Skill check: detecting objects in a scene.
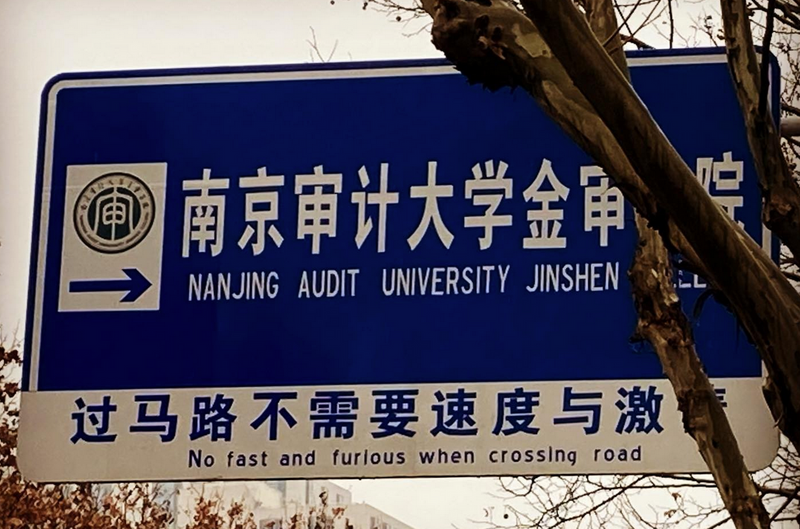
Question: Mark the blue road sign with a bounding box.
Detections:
[19,48,779,482]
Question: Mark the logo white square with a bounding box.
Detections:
[58,163,167,312]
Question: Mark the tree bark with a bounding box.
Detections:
[629,217,772,529]
[720,0,800,267]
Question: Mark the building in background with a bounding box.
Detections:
[168,480,413,529]
[344,502,415,529]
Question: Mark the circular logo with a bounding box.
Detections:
[73,172,156,254]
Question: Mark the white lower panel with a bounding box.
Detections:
[18,378,777,482]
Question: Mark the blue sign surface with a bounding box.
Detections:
[20,48,783,483]
[25,49,769,394]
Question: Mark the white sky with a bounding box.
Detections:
[0,1,511,528]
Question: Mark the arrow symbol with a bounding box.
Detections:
[69,268,152,303]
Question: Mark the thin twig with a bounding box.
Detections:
[769,486,800,521]
[760,0,777,117]
[604,0,644,48]
[668,0,675,47]
[784,102,800,115]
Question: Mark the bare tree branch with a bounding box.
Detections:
[760,0,777,117]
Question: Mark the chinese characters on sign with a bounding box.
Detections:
[181,154,746,258]
[70,384,735,444]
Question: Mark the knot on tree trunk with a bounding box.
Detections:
[675,386,714,436]
[726,496,770,526]
[764,192,800,264]
[629,246,687,332]
[766,197,794,219]
[430,0,521,91]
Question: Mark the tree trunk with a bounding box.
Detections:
[588,2,771,527]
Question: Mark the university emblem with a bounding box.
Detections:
[73,172,156,253]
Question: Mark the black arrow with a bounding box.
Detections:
[69,268,152,302]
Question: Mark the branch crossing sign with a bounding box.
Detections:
[20,49,779,482]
